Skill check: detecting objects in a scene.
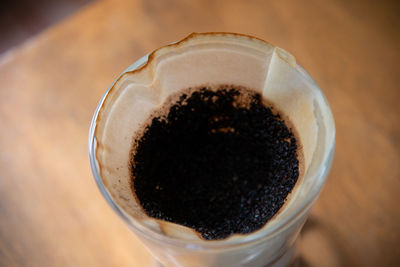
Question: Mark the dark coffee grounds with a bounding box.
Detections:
[132,87,299,240]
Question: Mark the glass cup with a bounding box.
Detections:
[89,33,335,267]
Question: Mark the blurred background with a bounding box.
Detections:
[0,0,93,54]
[1,0,398,55]
[0,0,399,266]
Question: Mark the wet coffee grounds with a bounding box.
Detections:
[132,87,299,240]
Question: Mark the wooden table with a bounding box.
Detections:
[0,0,399,266]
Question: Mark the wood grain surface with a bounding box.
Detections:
[0,0,399,266]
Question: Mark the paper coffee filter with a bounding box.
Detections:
[94,32,334,241]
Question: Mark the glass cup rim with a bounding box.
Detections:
[89,53,335,250]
